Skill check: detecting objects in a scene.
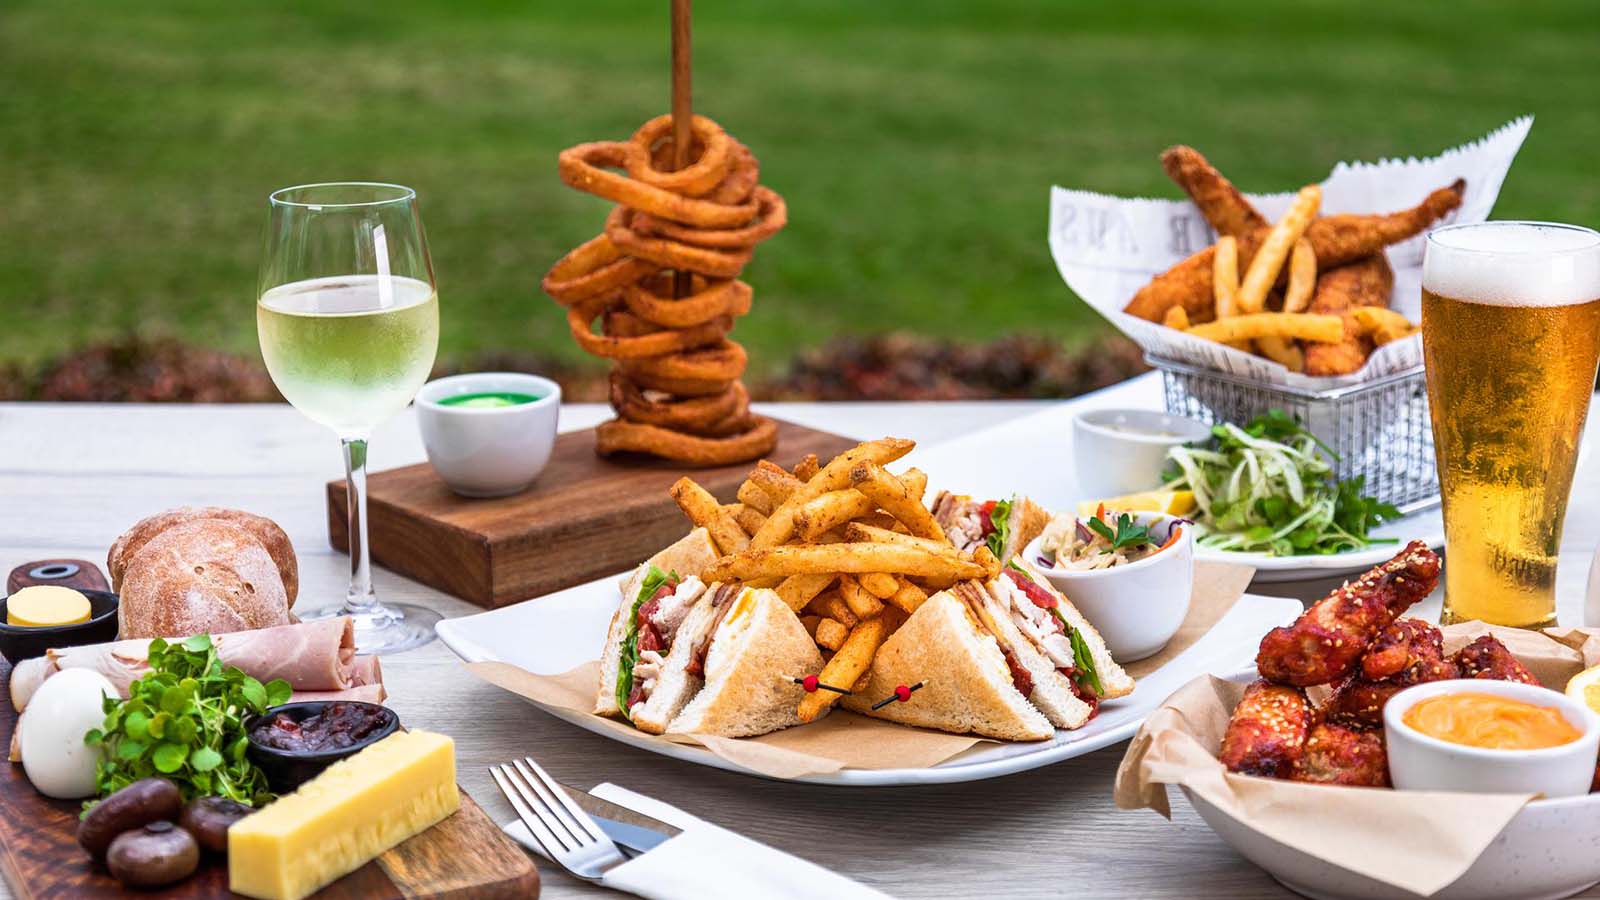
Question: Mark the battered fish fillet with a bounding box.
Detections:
[1303,255,1397,376]
[1161,145,1269,237]
[1292,723,1391,787]
[1453,635,1540,685]
[1124,182,1461,324]
[1256,541,1441,687]
[1323,618,1458,730]
[1219,679,1313,778]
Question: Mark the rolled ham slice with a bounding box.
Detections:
[10,617,383,712]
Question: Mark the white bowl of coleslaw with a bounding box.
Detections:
[1022,511,1193,662]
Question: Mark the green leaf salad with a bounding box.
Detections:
[1163,410,1400,556]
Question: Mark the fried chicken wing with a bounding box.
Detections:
[1323,618,1458,729]
[1161,145,1269,237]
[1292,723,1391,787]
[1303,254,1395,376]
[1453,635,1540,685]
[1303,180,1465,269]
[1256,541,1441,687]
[1220,679,1313,778]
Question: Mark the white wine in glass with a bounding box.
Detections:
[257,183,442,654]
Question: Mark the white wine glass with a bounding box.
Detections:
[257,182,441,654]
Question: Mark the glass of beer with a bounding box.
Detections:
[1423,221,1600,627]
[258,183,441,653]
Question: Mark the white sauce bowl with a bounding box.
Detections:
[1071,408,1211,500]
[1383,679,1600,799]
[416,372,561,498]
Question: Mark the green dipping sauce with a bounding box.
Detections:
[436,390,542,409]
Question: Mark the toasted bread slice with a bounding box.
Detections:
[842,590,1053,741]
[1003,497,1050,561]
[595,527,720,717]
[667,588,823,738]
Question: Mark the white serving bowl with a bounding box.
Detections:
[1021,511,1193,662]
[416,372,561,498]
[1383,679,1600,799]
[1184,786,1600,900]
[1072,408,1211,500]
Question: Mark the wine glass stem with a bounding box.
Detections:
[342,436,381,613]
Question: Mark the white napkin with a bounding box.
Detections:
[503,782,893,900]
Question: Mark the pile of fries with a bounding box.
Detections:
[669,437,999,722]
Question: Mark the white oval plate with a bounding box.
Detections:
[1194,505,1445,583]
[437,575,1301,786]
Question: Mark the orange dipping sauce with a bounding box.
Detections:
[1403,692,1583,751]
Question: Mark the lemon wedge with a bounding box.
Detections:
[1077,490,1196,519]
[1565,664,1600,716]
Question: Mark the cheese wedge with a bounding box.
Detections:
[229,730,460,900]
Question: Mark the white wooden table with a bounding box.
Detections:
[4,371,1599,900]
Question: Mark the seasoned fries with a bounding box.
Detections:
[799,617,888,722]
[1351,306,1417,346]
[848,462,945,541]
[663,436,1003,722]
[1237,185,1320,314]
[1163,305,1191,330]
[859,572,899,599]
[670,477,750,555]
[1186,312,1344,345]
[814,618,849,651]
[704,542,987,582]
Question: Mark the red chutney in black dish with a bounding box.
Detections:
[249,702,391,753]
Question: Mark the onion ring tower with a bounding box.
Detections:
[542,1,786,466]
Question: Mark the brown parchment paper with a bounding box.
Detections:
[468,560,1255,779]
[1114,623,1600,897]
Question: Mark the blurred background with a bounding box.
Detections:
[2,0,1595,402]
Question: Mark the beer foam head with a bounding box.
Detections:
[1424,221,1600,307]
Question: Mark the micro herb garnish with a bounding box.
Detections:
[84,634,289,809]
[615,566,676,719]
[1086,512,1151,554]
[1163,410,1400,556]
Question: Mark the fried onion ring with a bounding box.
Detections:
[621,274,751,329]
[626,114,734,196]
[606,206,753,278]
[595,415,778,467]
[559,142,757,228]
[610,372,746,430]
[619,339,748,383]
[565,294,728,359]
[541,233,659,306]
[631,187,787,250]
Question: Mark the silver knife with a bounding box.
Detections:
[502,783,682,857]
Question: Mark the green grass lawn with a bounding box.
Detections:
[2,0,1596,375]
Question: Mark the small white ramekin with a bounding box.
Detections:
[1384,678,1600,798]
[415,372,561,498]
[1021,511,1194,662]
[1072,408,1211,500]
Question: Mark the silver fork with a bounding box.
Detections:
[490,756,628,881]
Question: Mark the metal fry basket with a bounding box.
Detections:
[1150,356,1439,513]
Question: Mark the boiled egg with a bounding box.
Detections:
[18,668,116,799]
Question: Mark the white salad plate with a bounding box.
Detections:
[1195,506,1444,583]
[437,576,1301,786]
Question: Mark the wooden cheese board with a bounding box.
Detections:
[328,421,857,607]
[0,660,539,900]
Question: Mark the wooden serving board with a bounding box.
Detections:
[0,661,538,900]
[328,421,857,607]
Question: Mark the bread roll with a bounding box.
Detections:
[109,507,297,605]
[118,520,292,639]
